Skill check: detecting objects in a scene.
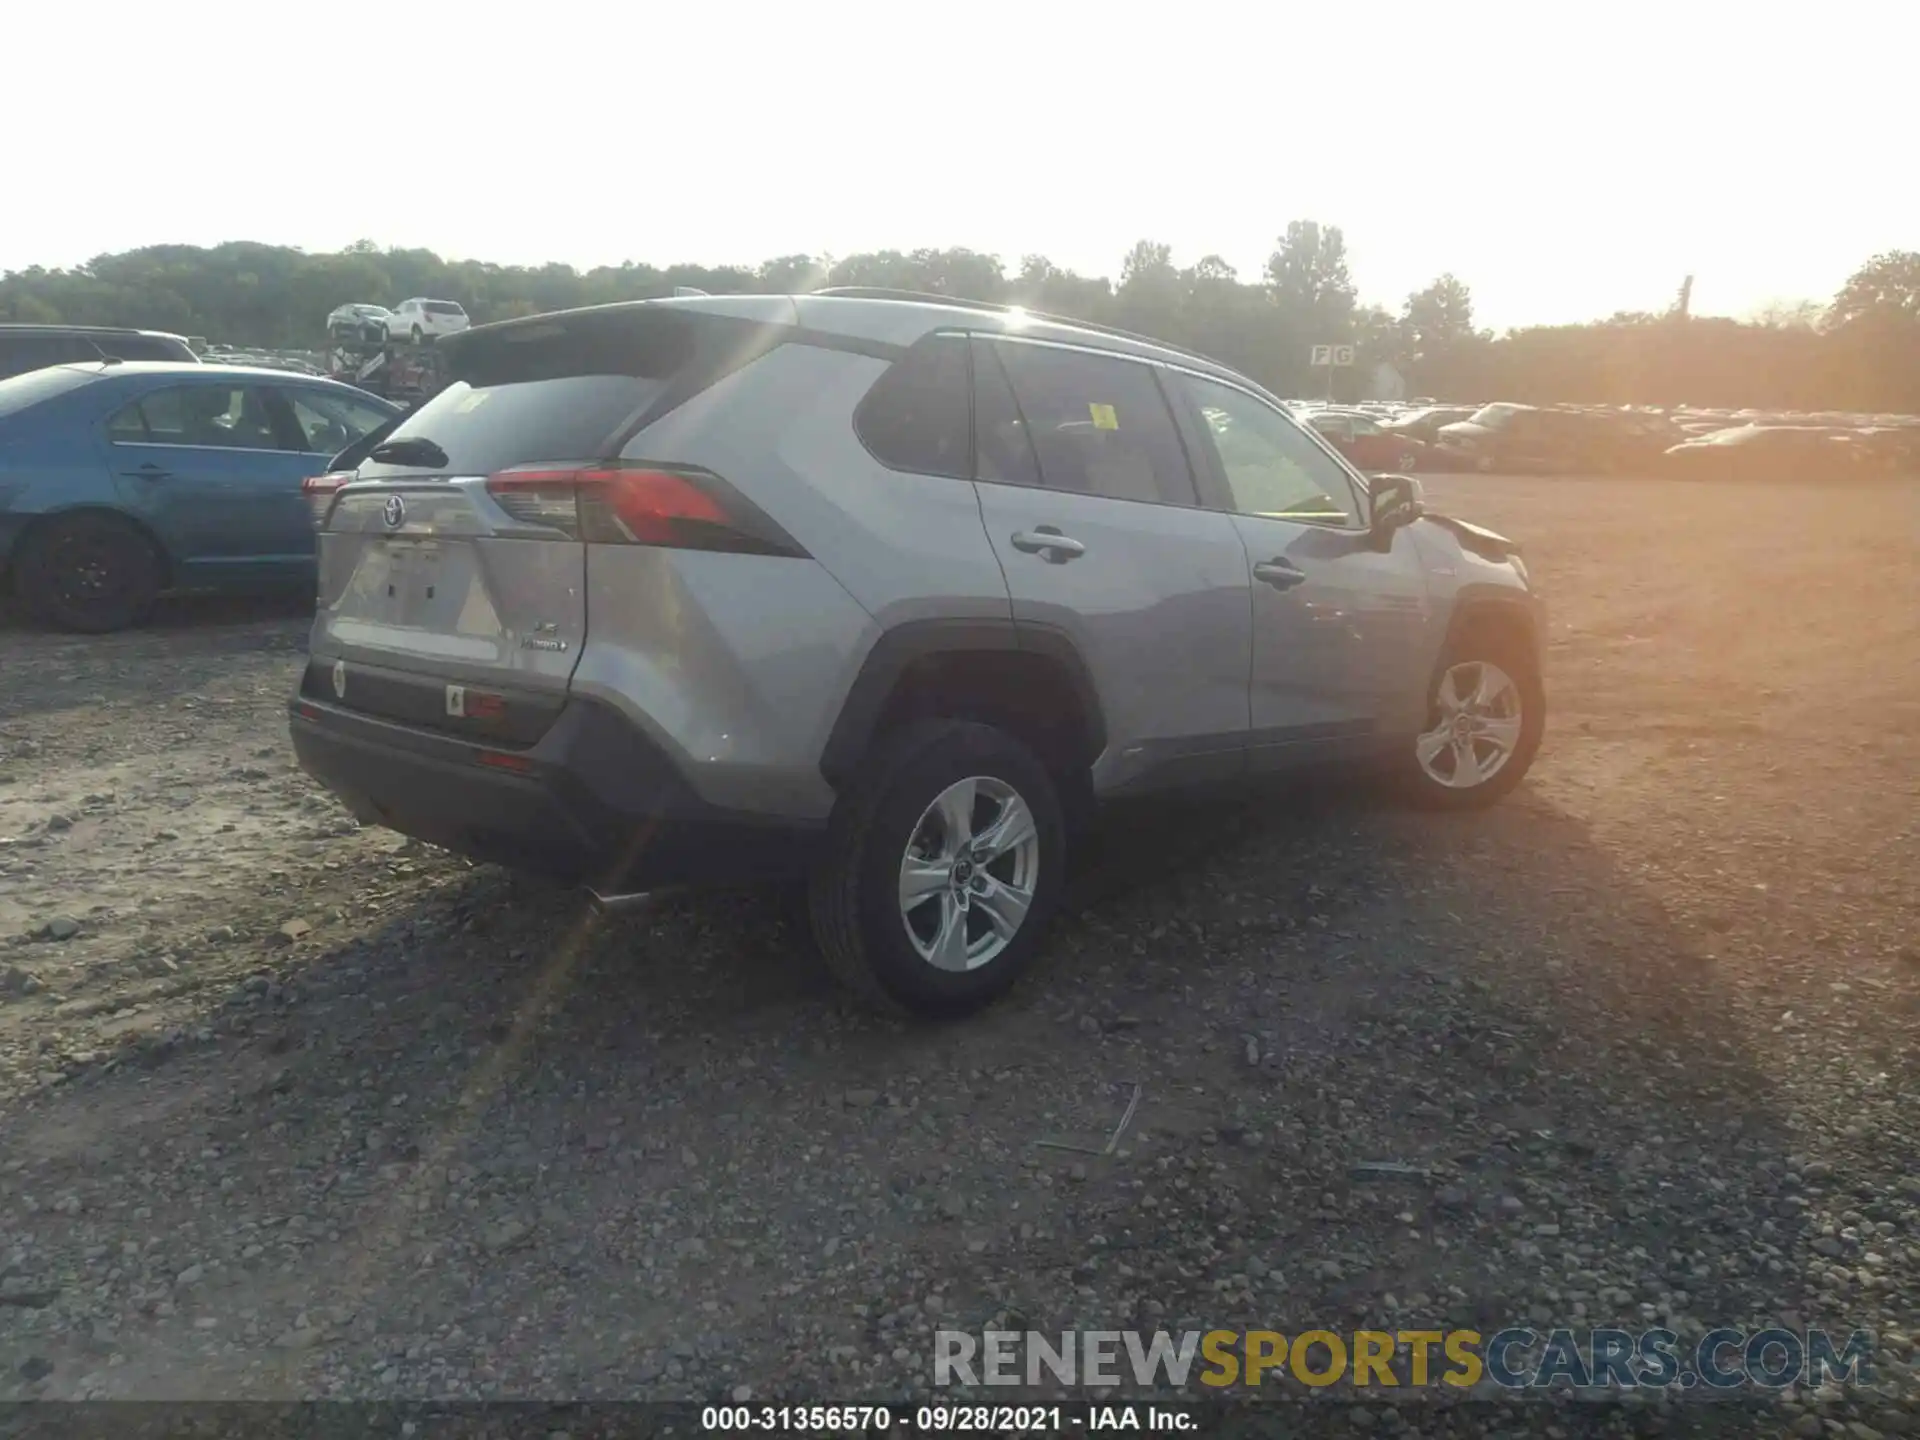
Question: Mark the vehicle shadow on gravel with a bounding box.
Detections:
[0,775,1829,1403]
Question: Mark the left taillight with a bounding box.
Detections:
[303,471,353,529]
[484,461,806,557]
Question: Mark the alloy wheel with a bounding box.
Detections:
[1417,661,1525,789]
[897,776,1040,971]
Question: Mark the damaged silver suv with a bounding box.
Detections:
[290,290,1545,1016]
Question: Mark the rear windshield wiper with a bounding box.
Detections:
[368,436,450,468]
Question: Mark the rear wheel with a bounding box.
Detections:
[809,720,1065,1018]
[1398,450,1420,472]
[15,511,163,633]
[1400,634,1544,810]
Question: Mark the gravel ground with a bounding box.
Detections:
[1,474,1916,1434]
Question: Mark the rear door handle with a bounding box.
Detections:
[1253,558,1308,591]
[1009,527,1086,563]
[122,463,172,481]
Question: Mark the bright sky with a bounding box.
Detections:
[6,0,1915,332]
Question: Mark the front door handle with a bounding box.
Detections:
[1009,527,1086,563]
[121,463,172,481]
[1253,558,1308,591]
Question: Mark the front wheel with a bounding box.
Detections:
[809,720,1065,1018]
[15,511,164,633]
[1399,638,1544,810]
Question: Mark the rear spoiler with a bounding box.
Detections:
[327,402,420,471]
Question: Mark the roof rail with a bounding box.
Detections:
[808,287,1227,372]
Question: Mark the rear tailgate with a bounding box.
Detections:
[304,302,795,742]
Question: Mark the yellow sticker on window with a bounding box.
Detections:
[1089,403,1118,430]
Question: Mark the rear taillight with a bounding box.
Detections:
[484,462,805,557]
[303,471,352,528]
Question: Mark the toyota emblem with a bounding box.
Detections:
[382,493,407,530]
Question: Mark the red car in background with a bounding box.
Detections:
[1302,409,1431,471]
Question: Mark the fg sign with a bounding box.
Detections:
[1309,345,1358,367]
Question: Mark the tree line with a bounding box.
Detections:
[4,231,1917,412]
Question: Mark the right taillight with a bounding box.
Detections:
[302,471,353,528]
[484,462,806,557]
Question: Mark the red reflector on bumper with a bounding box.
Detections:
[297,704,320,721]
[477,751,533,773]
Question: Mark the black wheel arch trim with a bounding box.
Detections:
[819,618,1107,790]
[1443,585,1543,666]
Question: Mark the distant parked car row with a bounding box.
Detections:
[1292,396,1919,480]
[1297,402,1684,474]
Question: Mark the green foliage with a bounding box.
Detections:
[3,238,1915,410]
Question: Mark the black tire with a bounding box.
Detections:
[808,719,1066,1018]
[1399,629,1545,811]
[15,511,164,634]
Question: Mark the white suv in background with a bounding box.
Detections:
[386,299,469,344]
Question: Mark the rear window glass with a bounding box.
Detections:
[424,302,463,316]
[356,309,712,475]
[356,376,666,476]
[854,334,971,480]
[0,362,103,417]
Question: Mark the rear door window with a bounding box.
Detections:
[854,333,971,480]
[113,385,284,449]
[990,340,1198,506]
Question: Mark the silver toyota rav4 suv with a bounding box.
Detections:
[290,290,1545,1016]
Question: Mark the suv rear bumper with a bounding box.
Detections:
[288,694,820,892]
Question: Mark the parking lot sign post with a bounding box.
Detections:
[1310,343,1354,400]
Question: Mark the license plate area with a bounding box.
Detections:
[383,539,443,622]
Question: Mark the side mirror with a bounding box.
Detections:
[1368,473,1425,543]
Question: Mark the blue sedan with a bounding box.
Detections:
[0,361,399,632]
